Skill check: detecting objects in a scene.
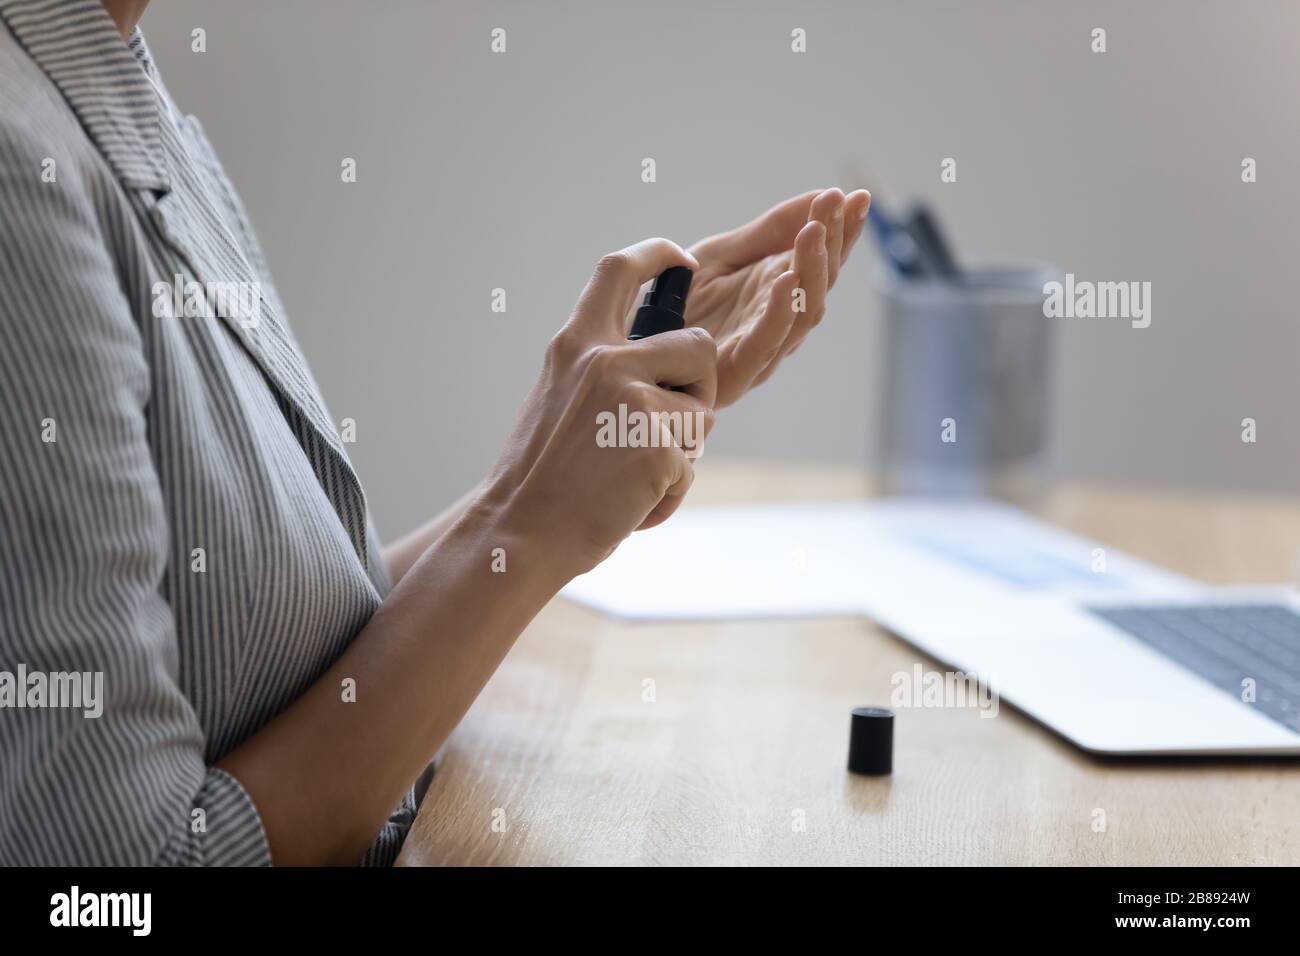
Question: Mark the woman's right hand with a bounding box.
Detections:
[219,239,718,862]
[483,238,718,576]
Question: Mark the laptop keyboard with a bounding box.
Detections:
[1090,604,1300,733]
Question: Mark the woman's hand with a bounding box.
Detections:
[388,189,869,584]
[685,187,871,408]
[483,238,718,575]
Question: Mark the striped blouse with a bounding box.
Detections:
[0,0,422,865]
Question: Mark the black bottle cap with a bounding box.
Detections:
[628,265,692,340]
[643,265,692,313]
[847,706,894,775]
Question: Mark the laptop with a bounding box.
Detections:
[562,500,1300,756]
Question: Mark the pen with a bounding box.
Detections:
[867,201,928,279]
[903,202,962,280]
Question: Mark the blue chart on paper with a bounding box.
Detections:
[895,525,1126,590]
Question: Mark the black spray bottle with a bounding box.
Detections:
[628,266,693,340]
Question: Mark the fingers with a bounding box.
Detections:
[839,189,871,267]
[583,328,714,528]
[641,413,699,530]
[629,395,703,532]
[690,186,870,277]
[775,189,869,362]
[650,386,716,457]
[783,219,828,358]
[628,326,718,409]
[689,190,821,268]
[810,188,846,286]
[572,238,699,340]
[638,470,692,529]
[720,267,802,403]
[637,472,692,530]
[755,189,869,373]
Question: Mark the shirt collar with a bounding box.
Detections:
[0,0,168,192]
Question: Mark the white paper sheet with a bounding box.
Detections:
[559,499,1200,621]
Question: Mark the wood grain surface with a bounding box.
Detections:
[398,460,1300,865]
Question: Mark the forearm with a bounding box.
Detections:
[218,490,570,866]
[382,480,485,584]
[219,236,721,866]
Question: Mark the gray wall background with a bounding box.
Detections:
[142,0,1300,540]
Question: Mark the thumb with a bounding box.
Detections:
[569,238,699,341]
[689,190,820,267]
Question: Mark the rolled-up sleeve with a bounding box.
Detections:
[0,118,271,866]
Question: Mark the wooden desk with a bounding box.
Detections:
[398,460,1300,865]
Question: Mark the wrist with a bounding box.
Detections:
[469,477,588,593]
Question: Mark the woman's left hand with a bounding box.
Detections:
[683,187,871,408]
